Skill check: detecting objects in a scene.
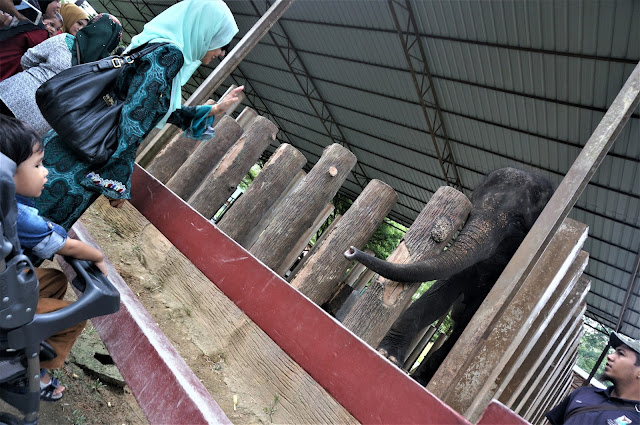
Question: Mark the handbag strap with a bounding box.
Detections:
[125,42,170,62]
[96,42,170,71]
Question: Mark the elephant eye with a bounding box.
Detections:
[513,217,525,229]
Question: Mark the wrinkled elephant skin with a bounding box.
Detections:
[344,168,554,385]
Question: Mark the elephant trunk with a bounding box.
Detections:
[344,216,499,283]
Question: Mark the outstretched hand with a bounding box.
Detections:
[107,198,126,208]
[95,259,108,276]
[0,11,13,27]
[206,85,245,117]
[0,0,25,20]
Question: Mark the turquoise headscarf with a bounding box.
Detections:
[126,0,238,128]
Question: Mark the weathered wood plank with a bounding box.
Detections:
[166,115,244,200]
[88,197,357,424]
[63,222,231,425]
[188,116,278,218]
[217,143,306,247]
[290,179,397,305]
[249,143,356,273]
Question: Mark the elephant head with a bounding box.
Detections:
[344,168,554,283]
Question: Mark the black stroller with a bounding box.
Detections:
[0,153,120,425]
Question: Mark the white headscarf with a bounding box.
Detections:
[126,0,238,128]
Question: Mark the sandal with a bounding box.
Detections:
[39,369,64,402]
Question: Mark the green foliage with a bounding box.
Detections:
[362,220,406,260]
[263,394,280,422]
[70,409,86,425]
[90,378,106,392]
[238,163,262,191]
[576,318,610,378]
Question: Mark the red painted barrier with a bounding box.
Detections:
[130,165,472,425]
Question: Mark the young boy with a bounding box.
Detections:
[0,116,107,401]
[42,11,62,37]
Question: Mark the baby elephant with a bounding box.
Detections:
[344,168,554,385]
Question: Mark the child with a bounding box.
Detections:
[0,115,107,401]
[42,11,62,37]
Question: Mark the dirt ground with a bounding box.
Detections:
[1,201,268,425]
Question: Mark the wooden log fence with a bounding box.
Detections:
[249,143,356,274]
[166,115,244,199]
[128,75,636,421]
[217,143,306,246]
[188,116,278,218]
[341,186,472,347]
[290,179,397,305]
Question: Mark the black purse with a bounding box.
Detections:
[36,43,168,165]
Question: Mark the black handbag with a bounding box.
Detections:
[36,43,168,165]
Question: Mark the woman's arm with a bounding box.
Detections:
[165,85,245,138]
[206,86,244,117]
[20,32,55,69]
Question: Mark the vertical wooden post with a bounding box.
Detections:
[432,219,588,421]
[500,276,590,407]
[144,86,242,184]
[488,251,589,402]
[249,144,357,273]
[341,186,471,346]
[278,203,334,276]
[290,179,397,305]
[188,116,278,219]
[287,215,344,282]
[235,106,258,130]
[217,143,306,247]
[244,170,306,250]
[136,0,296,167]
[512,304,585,415]
[166,116,244,200]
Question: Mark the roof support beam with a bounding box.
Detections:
[136,0,295,167]
[387,0,462,191]
[615,250,640,331]
[250,0,370,191]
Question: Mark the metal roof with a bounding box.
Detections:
[91,0,640,340]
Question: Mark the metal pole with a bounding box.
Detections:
[137,0,296,167]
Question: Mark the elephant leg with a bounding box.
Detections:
[410,290,486,386]
[378,278,463,366]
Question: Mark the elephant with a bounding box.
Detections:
[344,167,554,385]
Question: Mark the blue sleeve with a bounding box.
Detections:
[169,105,216,141]
[16,203,67,259]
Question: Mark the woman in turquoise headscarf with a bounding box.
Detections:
[36,0,244,230]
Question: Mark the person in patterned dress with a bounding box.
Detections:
[35,0,244,230]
